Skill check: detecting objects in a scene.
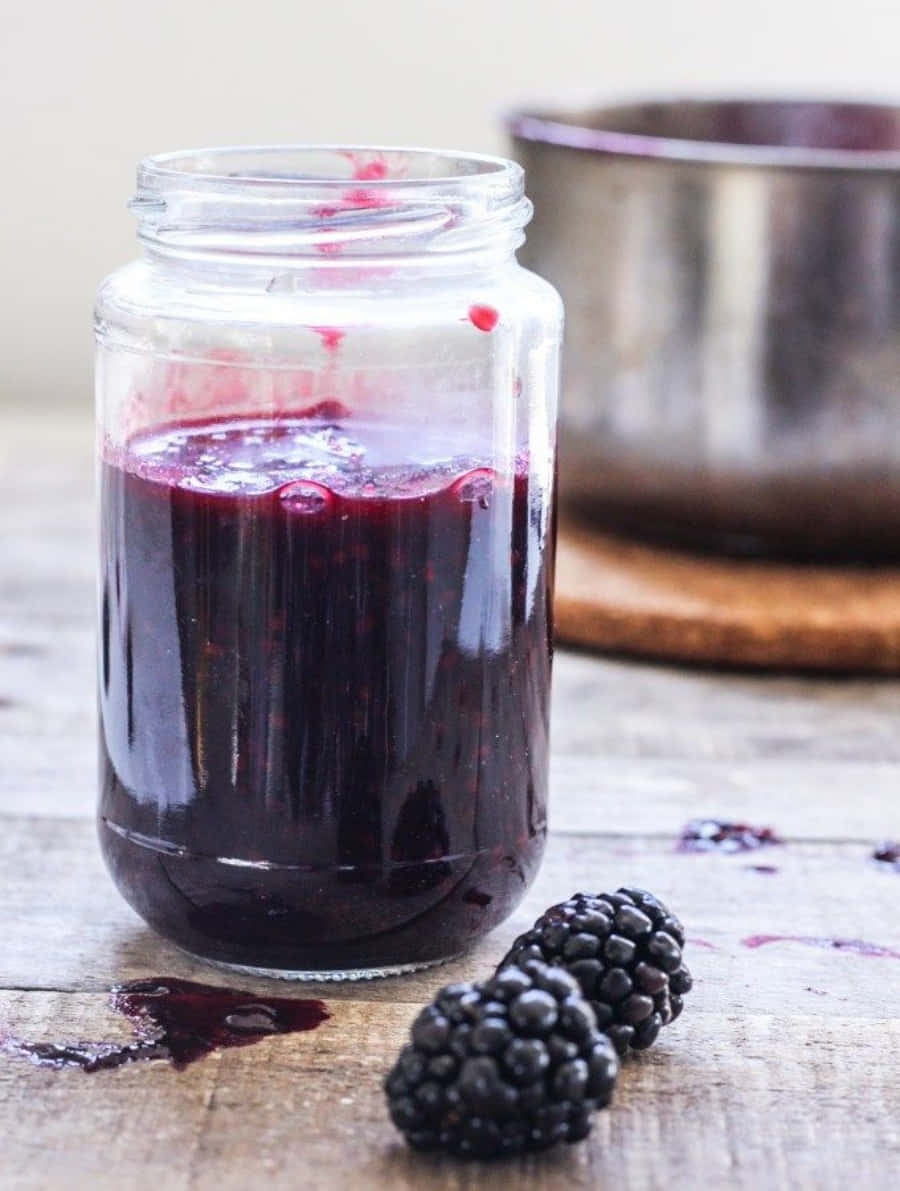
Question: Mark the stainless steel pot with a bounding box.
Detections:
[508,99,900,558]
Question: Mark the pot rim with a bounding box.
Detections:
[506,96,900,173]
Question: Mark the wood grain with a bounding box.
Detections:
[6,634,900,821]
[2,409,899,1190]
[3,994,897,1191]
[3,818,899,1020]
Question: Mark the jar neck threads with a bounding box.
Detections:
[131,146,532,267]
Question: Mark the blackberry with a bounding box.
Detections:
[384,961,618,1158]
[498,888,692,1056]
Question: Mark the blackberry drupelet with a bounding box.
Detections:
[384,961,618,1158]
[498,888,692,1056]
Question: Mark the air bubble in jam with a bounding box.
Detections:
[278,479,334,515]
[452,468,496,510]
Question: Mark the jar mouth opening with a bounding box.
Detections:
[133,145,530,260]
[139,145,518,191]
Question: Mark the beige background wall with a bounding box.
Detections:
[4,0,899,404]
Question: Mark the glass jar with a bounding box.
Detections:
[95,146,562,978]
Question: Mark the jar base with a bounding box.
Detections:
[177,947,460,983]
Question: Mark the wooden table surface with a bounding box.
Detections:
[2,411,899,1190]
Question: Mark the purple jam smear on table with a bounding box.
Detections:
[745,864,780,875]
[468,304,500,332]
[1,978,329,1072]
[742,935,900,959]
[688,938,718,951]
[872,841,900,871]
[98,412,552,971]
[677,819,782,854]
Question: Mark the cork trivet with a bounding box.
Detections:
[555,521,900,672]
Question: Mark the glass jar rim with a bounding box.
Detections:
[138,144,520,190]
[132,145,531,261]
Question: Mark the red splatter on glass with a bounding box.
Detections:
[468,305,499,333]
[312,326,345,353]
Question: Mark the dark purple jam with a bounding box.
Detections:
[872,841,900,871]
[2,978,328,1071]
[98,412,553,973]
[677,819,782,854]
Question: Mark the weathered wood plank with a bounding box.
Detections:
[4,711,899,844]
[5,703,900,842]
[1,992,897,1190]
[2,815,898,1020]
[549,756,900,841]
[3,626,900,836]
[4,416,900,828]
[551,651,900,763]
[5,631,900,788]
[4,414,900,831]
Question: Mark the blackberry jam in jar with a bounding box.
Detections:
[95,147,562,977]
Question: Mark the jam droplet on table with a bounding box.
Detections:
[678,819,782,854]
[1,978,329,1072]
[872,841,900,871]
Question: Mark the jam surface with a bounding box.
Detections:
[99,413,553,971]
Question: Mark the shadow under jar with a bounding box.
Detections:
[509,99,900,559]
[95,146,562,978]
